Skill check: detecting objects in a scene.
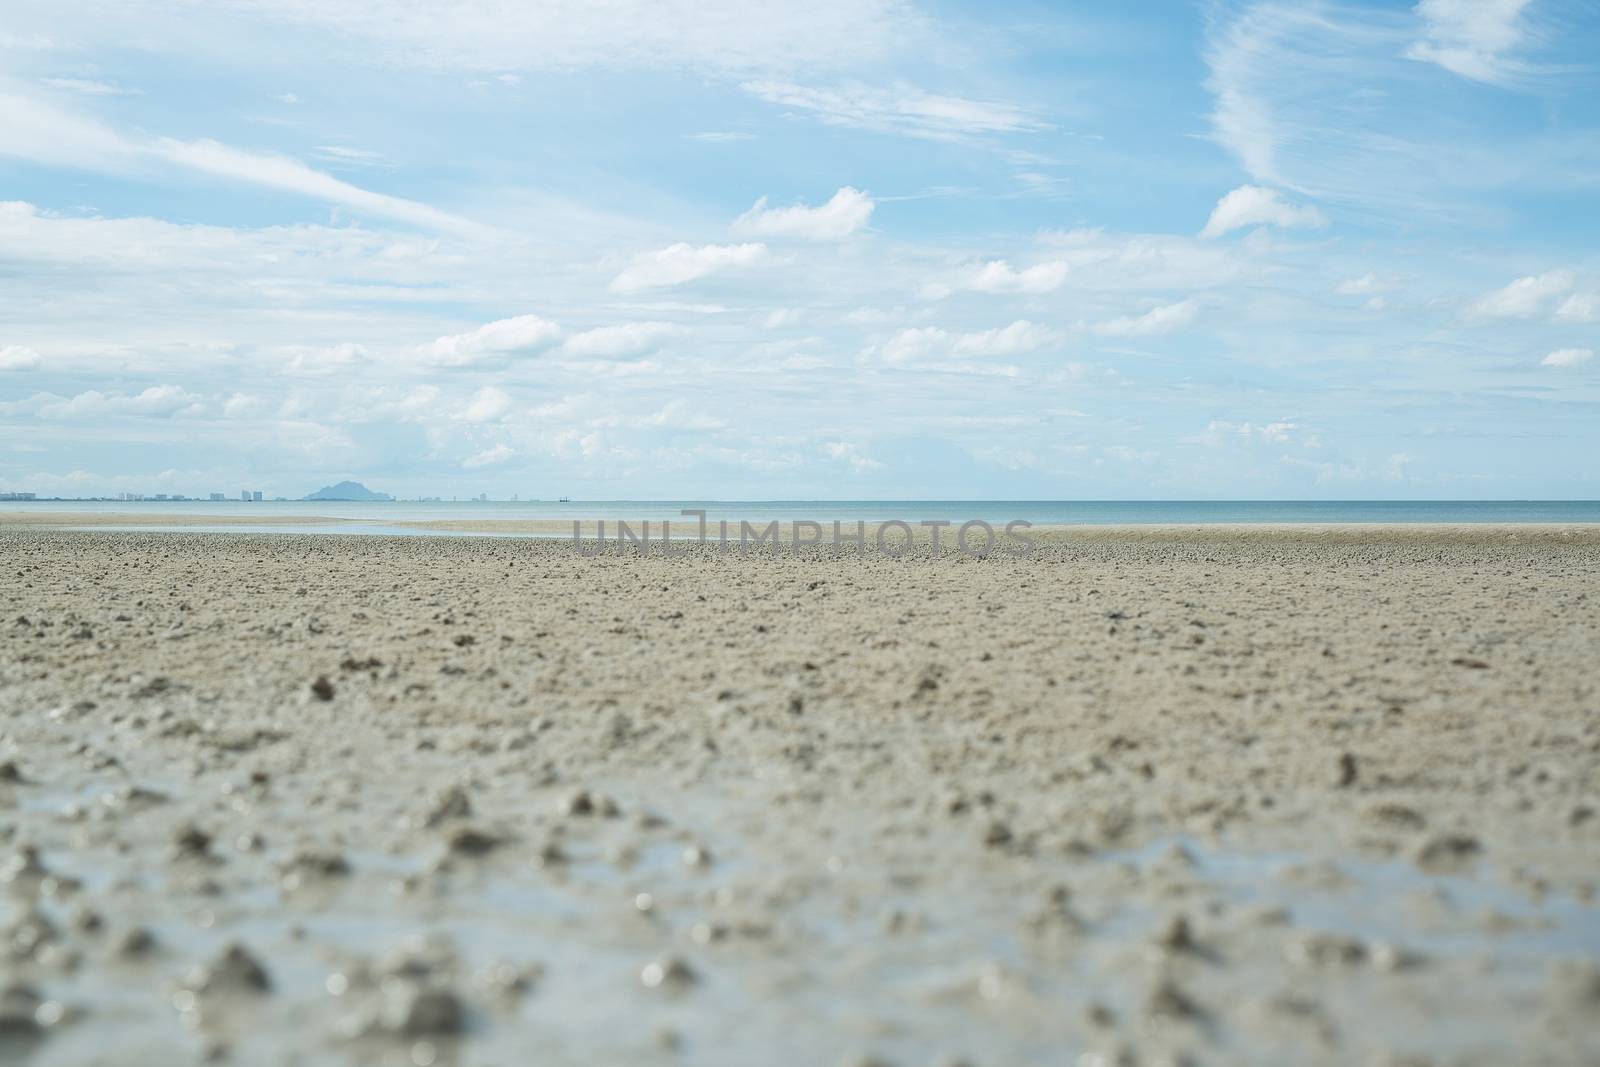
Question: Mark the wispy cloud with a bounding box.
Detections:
[44,77,138,96]
[742,80,1044,140]
[12,385,204,420]
[1335,272,1394,296]
[560,322,680,358]
[1405,0,1533,85]
[311,144,386,165]
[185,0,913,75]
[158,137,485,235]
[609,242,767,292]
[1200,2,1589,217]
[0,85,485,234]
[462,443,515,468]
[1093,300,1200,337]
[877,320,1057,364]
[823,440,884,471]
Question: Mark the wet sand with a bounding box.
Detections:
[2,527,1598,1066]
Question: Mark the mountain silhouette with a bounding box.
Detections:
[304,481,392,501]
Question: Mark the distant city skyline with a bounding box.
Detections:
[2,1,1598,499]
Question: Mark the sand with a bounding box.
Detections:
[2,526,1598,1066]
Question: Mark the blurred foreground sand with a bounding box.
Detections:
[2,528,1598,1065]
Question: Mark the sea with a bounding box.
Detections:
[9,499,1600,537]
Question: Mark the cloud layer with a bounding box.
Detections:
[1,1,1596,500]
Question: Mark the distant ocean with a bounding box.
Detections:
[11,498,1600,532]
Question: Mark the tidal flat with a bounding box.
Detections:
[2,527,1598,1065]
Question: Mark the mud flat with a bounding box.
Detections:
[2,527,1598,1066]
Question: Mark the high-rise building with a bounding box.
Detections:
[210,492,225,501]
[252,491,263,502]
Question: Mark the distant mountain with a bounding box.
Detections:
[304,481,392,502]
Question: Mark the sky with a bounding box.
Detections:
[1,0,1598,501]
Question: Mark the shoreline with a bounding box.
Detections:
[6,508,1600,537]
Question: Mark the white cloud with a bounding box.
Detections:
[312,144,384,163]
[156,138,486,235]
[1555,291,1596,323]
[0,88,484,234]
[689,131,754,142]
[1540,348,1593,369]
[950,320,1057,357]
[1405,0,1532,85]
[964,259,1069,295]
[822,441,883,471]
[637,399,725,431]
[285,342,366,375]
[609,242,767,292]
[180,0,909,75]
[422,314,563,365]
[372,385,441,421]
[1201,419,1305,446]
[1201,185,1327,238]
[742,80,1044,140]
[761,308,802,329]
[26,385,203,419]
[1469,270,1573,319]
[1093,300,1200,337]
[1028,229,1250,292]
[0,32,54,51]
[459,386,514,422]
[879,320,1055,364]
[44,78,138,96]
[879,326,949,364]
[1336,272,1393,296]
[732,186,873,240]
[222,393,263,418]
[0,87,137,170]
[0,345,42,370]
[560,322,679,358]
[462,443,515,468]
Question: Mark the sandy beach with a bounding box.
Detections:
[3,526,1598,1066]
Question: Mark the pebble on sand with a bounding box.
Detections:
[445,826,505,857]
[1145,977,1204,1020]
[0,981,45,1037]
[170,824,214,861]
[1335,752,1358,788]
[640,957,697,990]
[1415,834,1483,874]
[186,943,272,996]
[382,986,467,1037]
[423,786,473,827]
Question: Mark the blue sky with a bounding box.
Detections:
[1,0,1597,500]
